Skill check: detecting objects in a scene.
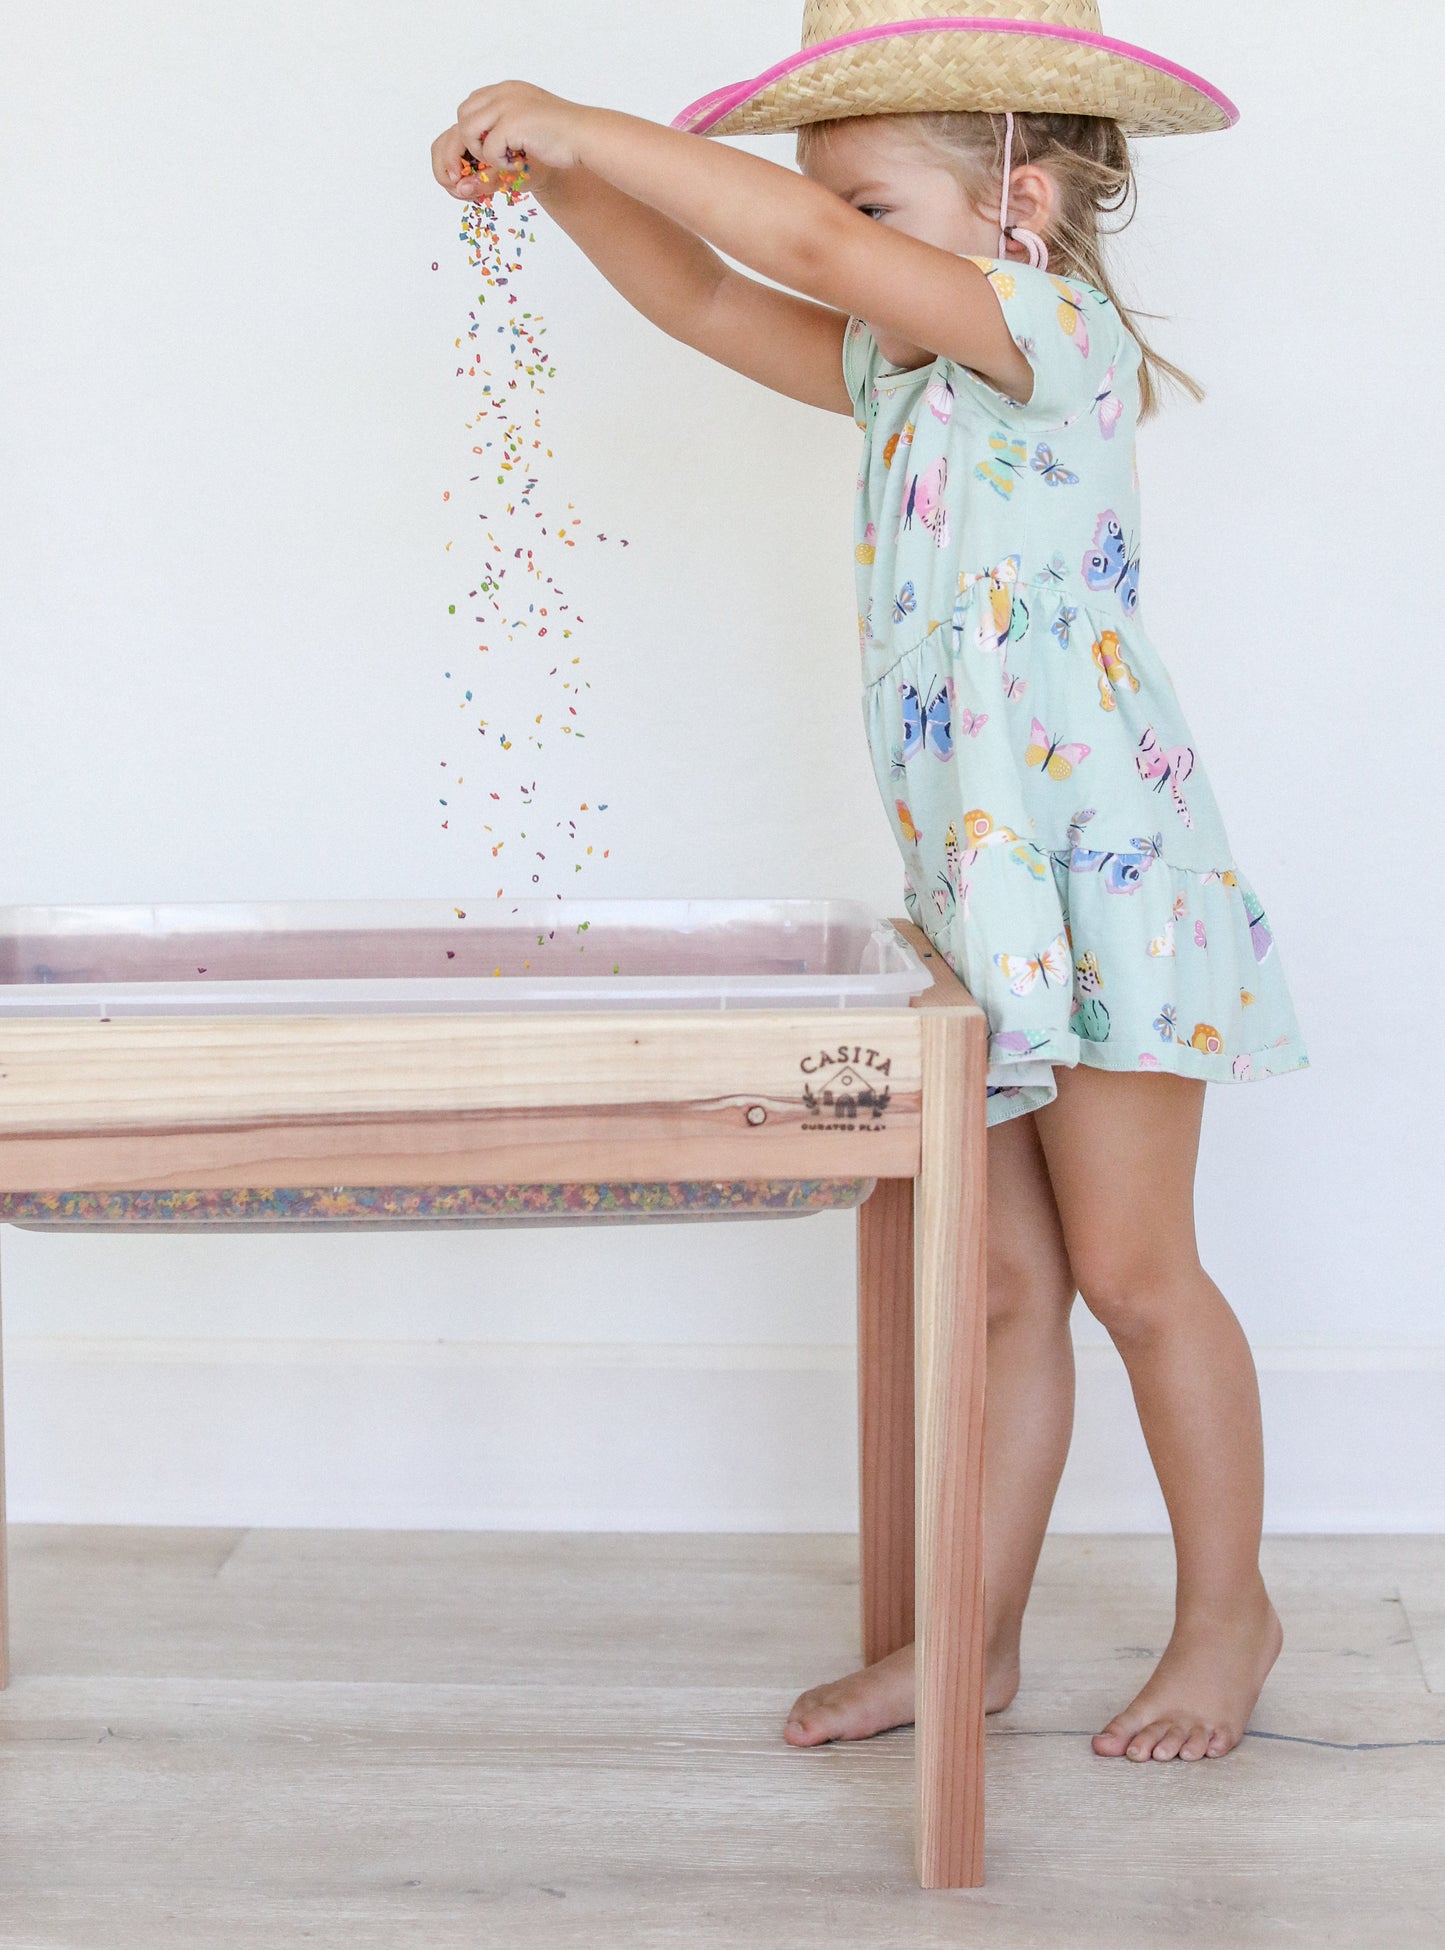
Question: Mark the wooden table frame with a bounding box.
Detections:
[0,920,988,1888]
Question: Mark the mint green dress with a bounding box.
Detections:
[845,259,1310,1127]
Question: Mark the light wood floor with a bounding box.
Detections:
[0,1530,1442,1947]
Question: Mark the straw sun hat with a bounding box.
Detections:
[671,0,1238,141]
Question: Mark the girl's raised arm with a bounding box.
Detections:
[436,84,1032,408]
[589,109,1031,403]
[434,99,858,415]
[530,166,857,417]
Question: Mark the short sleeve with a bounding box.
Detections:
[843,314,881,425]
[952,258,1131,428]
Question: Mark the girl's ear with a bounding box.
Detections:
[1003,164,1057,239]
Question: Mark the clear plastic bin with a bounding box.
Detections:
[0,897,931,1018]
[0,899,922,1230]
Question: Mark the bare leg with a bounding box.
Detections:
[785,1109,1077,1745]
[1031,1063,1283,1763]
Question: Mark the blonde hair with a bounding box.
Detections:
[796,111,1202,420]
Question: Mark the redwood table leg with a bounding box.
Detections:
[913,1008,988,1889]
[857,1178,915,1665]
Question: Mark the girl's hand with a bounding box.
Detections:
[431,82,587,200]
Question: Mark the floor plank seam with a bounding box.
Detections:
[1246,1732,1445,1751]
[991,1728,1445,1752]
[210,1529,251,1579]
[1396,1588,1442,1697]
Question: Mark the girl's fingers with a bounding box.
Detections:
[432,127,488,198]
[435,102,532,201]
[431,128,465,189]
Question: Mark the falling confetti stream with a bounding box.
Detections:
[435,162,630,943]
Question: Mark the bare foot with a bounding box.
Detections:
[783,1641,1020,1747]
[1091,1584,1284,1763]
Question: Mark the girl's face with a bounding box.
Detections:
[800,118,1009,371]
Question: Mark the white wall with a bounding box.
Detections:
[2,1,1440,1531]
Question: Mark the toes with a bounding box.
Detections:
[1091,1719,1133,1755]
[1149,1724,1189,1761]
[1097,1717,1237,1762]
[783,1692,835,1746]
[784,1711,831,1747]
[1124,1719,1173,1761]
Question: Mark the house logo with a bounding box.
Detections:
[798,1044,892,1132]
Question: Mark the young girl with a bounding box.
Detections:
[432,0,1310,1767]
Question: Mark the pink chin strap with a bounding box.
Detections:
[998,110,1050,271]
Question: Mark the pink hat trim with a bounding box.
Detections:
[672,16,1238,134]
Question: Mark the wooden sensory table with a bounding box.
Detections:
[0,919,989,1889]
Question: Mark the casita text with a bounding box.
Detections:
[799,1046,892,1078]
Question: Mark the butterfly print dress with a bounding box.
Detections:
[845,260,1309,1125]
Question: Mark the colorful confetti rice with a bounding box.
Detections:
[436,165,630,905]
